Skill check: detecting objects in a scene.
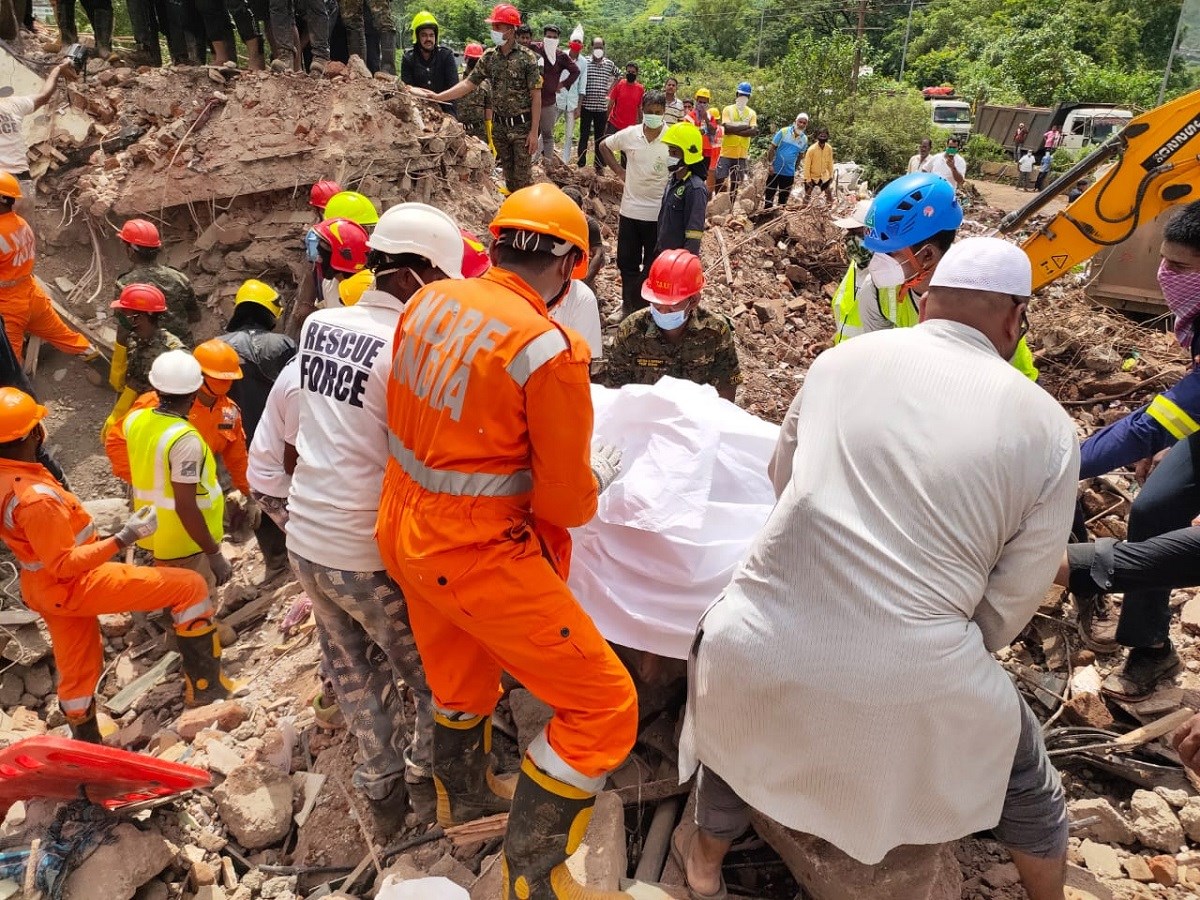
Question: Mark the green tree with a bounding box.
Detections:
[757,30,858,135]
[836,88,936,186]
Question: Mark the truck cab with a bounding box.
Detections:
[1059,107,1133,151]
[922,87,973,140]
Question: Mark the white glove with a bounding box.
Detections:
[116,506,157,546]
[206,551,233,586]
[590,444,622,494]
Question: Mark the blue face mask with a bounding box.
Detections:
[305,228,321,263]
[649,306,688,330]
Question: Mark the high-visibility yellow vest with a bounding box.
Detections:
[830,262,1039,380]
[123,408,223,560]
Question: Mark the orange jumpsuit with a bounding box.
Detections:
[376,267,637,787]
[0,458,211,718]
[0,212,92,363]
[105,391,251,494]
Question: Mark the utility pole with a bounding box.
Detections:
[1157,3,1186,106]
[756,4,766,69]
[851,0,867,92]
[898,0,916,81]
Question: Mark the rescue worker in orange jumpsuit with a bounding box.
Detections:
[377,182,633,900]
[0,388,233,743]
[0,173,94,365]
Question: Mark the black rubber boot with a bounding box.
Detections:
[56,0,78,44]
[67,709,102,744]
[501,758,632,899]
[91,6,112,58]
[177,624,237,707]
[432,712,514,827]
[378,29,396,76]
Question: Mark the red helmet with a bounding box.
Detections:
[314,218,370,274]
[485,3,521,26]
[459,228,490,278]
[641,248,705,304]
[309,179,343,211]
[464,42,484,60]
[112,282,168,313]
[117,219,162,249]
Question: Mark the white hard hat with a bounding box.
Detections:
[929,236,1032,297]
[833,198,872,230]
[368,202,465,280]
[149,349,204,395]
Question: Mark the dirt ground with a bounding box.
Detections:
[970,177,1070,217]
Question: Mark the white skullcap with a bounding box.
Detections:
[929,236,1032,297]
[833,198,872,230]
[796,111,810,120]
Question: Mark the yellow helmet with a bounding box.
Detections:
[324,191,380,227]
[337,269,375,306]
[662,122,705,166]
[693,88,711,101]
[235,278,282,318]
[411,10,438,43]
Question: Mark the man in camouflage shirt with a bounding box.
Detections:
[124,322,184,395]
[408,5,541,192]
[600,250,741,401]
[115,219,200,344]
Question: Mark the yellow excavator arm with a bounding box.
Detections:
[998,87,1200,291]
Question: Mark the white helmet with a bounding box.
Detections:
[368,202,465,280]
[149,349,204,395]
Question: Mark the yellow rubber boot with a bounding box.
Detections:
[502,757,633,899]
[176,624,242,707]
[432,712,516,827]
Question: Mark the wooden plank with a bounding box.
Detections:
[613,776,694,807]
[223,595,275,632]
[446,812,509,845]
[104,651,181,715]
[1113,707,1195,749]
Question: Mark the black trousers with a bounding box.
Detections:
[1111,431,1200,646]
[577,109,607,169]
[254,512,288,568]
[764,172,794,208]
[1068,529,1200,601]
[617,215,659,318]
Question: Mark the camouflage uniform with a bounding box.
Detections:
[289,553,434,798]
[459,78,492,143]
[124,327,185,395]
[116,264,200,346]
[468,44,541,191]
[600,306,743,392]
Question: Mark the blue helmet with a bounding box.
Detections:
[736,81,752,96]
[863,173,963,253]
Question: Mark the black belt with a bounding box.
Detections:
[495,113,530,127]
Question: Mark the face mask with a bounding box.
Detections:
[643,114,664,129]
[543,37,558,56]
[626,72,636,83]
[490,29,506,46]
[867,251,906,290]
[592,48,604,59]
[650,306,688,330]
[946,147,958,155]
[203,376,232,397]
[1158,260,1200,346]
[305,229,321,263]
[321,277,341,306]
[844,235,873,270]
[735,96,748,109]
[668,158,684,173]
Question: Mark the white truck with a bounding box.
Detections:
[922,88,973,140]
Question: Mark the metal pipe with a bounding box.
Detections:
[632,796,683,883]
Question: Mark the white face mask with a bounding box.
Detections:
[592,47,604,59]
[543,37,558,56]
[643,114,664,129]
[867,251,906,290]
[735,96,748,110]
[321,277,341,307]
[490,29,506,46]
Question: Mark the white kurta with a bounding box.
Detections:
[679,320,1079,865]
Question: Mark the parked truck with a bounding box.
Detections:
[922,87,973,140]
[975,101,1133,155]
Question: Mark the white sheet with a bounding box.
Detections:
[569,378,780,659]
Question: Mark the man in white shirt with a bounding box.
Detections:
[247,356,300,530]
[928,135,967,189]
[549,280,602,360]
[600,90,671,319]
[675,238,1080,900]
[287,203,466,834]
[906,137,932,174]
[1,61,72,217]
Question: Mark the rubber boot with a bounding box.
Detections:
[345,23,366,64]
[177,623,238,707]
[67,709,102,744]
[56,0,78,44]
[501,758,632,899]
[245,34,266,70]
[92,6,112,59]
[270,46,294,73]
[366,777,409,839]
[378,29,396,77]
[432,712,515,827]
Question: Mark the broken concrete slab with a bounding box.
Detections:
[565,791,626,891]
[749,812,961,900]
[177,700,249,741]
[1068,797,1135,845]
[61,822,173,900]
[1079,839,1122,878]
[213,762,295,850]
[1130,789,1185,852]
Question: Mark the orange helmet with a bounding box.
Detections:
[313,218,370,274]
[0,388,47,443]
[489,183,588,278]
[309,179,343,211]
[642,248,705,304]
[464,42,484,60]
[485,3,521,26]
[0,173,22,201]
[193,339,243,380]
[117,218,162,249]
[460,228,491,277]
[112,282,167,313]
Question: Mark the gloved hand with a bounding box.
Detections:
[115,506,157,547]
[590,444,622,494]
[486,120,497,157]
[207,550,233,586]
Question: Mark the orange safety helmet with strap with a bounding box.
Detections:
[489,183,589,279]
[117,219,162,249]
[112,283,168,314]
[641,248,704,305]
[193,339,244,380]
[314,218,370,274]
[0,173,21,201]
[0,387,47,442]
[309,179,343,211]
[485,3,521,26]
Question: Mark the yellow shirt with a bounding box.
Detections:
[802,141,834,183]
[720,104,757,159]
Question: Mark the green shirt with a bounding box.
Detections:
[125,328,184,394]
[468,45,541,119]
[601,306,742,392]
